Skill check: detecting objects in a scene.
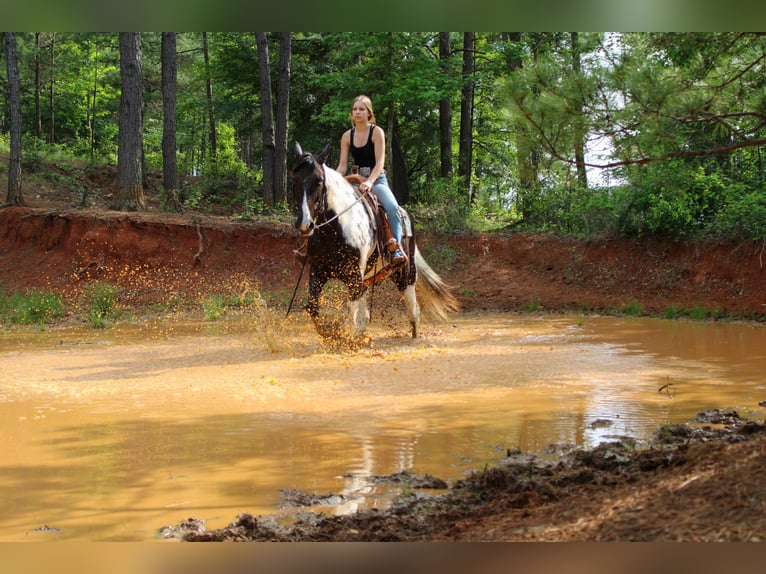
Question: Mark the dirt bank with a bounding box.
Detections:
[1,206,765,320]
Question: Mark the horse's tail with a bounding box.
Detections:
[414,246,460,321]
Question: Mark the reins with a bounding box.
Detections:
[312,165,366,230]
[286,252,308,317]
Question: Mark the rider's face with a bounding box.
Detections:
[352,102,369,123]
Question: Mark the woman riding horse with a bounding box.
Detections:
[336,95,407,268]
[290,143,458,340]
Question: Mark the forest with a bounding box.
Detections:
[2,32,766,240]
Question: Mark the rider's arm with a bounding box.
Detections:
[336,131,350,175]
[368,126,386,183]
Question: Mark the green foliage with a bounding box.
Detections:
[459,285,475,297]
[619,301,644,316]
[465,201,519,232]
[201,291,265,321]
[409,176,471,232]
[5,32,766,241]
[664,305,682,319]
[616,162,734,238]
[0,288,66,326]
[84,282,122,328]
[509,161,764,241]
[523,298,541,312]
[664,304,725,320]
[708,191,766,241]
[420,243,461,272]
[202,295,227,321]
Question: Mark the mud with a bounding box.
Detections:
[171,410,766,542]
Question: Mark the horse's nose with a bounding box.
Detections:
[296,219,314,236]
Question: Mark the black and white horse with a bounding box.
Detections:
[291,142,458,339]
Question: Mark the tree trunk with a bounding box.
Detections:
[161,32,179,201]
[458,32,475,197]
[571,32,588,189]
[256,32,275,206]
[384,33,397,188]
[274,32,291,206]
[202,33,217,165]
[34,33,42,139]
[5,33,24,206]
[438,32,453,178]
[112,32,145,211]
[391,116,411,204]
[88,37,98,161]
[202,32,218,163]
[505,32,539,217]
[49,33,55,145]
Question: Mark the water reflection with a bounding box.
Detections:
[0,313,764,540]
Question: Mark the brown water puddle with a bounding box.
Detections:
[1,312,764,541]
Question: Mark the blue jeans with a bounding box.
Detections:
[371,172,403,245]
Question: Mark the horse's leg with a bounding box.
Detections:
[348,292,370,336]
[393,250,420,338]
[401,284,420,338]
[306,268,328,336]
[346,274,369,337]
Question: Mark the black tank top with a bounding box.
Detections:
[349,125,377,168]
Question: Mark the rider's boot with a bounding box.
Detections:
[387,238,407,268]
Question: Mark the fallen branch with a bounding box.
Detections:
[194,222,204,264]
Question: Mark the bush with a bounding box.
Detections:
[202,289,266,321]
[84,282,122,328]
[0,288,66,326]
[708,191,766,241]
[409,176,469,232]
[617,163,734,238]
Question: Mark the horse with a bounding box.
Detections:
[290,142,458,340]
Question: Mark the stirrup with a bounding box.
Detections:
[390,248,407,268]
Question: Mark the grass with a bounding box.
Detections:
[202,291,267,321]
[459,285,475,297]
[664,304,727,321]
[619,300,644,316]
[0,288,66,327]
[523,298,541,312]
[83,282,122,328]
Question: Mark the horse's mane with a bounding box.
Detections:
[322,164,360,214]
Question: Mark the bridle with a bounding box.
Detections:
[297,162,366,232]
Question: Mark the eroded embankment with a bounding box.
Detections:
[0,207,298,305]
[1,206,765,316]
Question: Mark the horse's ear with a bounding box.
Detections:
[316,143,332,165]
[294,141,304,159]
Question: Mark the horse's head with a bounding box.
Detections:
[291,142,331,236]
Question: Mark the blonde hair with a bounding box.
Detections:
[350,95,376,125]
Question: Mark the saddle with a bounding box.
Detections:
[345,174,411,286]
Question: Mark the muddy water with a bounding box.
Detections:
[1,311,764,541]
